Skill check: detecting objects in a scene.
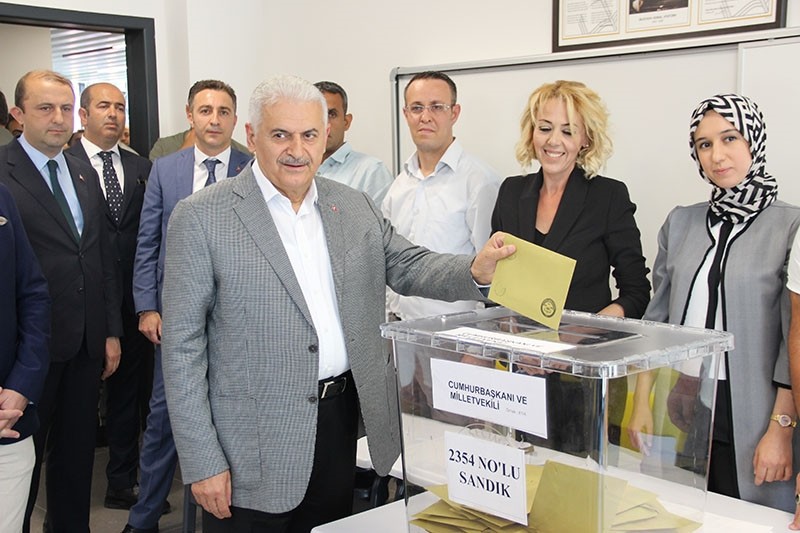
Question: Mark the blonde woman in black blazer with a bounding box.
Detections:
[491,80,650,452]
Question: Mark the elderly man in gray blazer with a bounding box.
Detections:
[161,75,513,532]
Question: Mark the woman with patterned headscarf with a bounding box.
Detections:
[628,94,800,511]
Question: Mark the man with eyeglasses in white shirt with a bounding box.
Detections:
[382,71,501,322]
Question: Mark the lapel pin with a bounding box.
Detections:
[79,174,85,182]
[331,204,338,213]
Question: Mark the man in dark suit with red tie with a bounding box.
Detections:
[66,83,155,512]
[0,70,123,533]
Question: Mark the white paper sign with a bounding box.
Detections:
[445,431,528,525]
[431,358,548,438]
[438,327,573,354]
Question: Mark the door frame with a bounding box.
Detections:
[0,2,159,155]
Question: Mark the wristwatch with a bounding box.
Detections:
[770,414,797,428]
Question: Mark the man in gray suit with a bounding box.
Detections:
[161,75,513,532]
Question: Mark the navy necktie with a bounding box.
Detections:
[204,158,221,187]
[99,151,124,224]
[47,159,80,242]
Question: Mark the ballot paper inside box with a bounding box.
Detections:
[381,307,733,533]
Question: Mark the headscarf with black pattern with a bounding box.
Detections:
[689,93,777,224]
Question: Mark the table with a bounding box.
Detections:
[313,491,794,532]
[342,431,796,532]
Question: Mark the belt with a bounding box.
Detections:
[318,371,351,400]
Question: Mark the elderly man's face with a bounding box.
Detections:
[247,99,328,207]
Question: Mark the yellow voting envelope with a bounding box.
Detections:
[488,234,575,330]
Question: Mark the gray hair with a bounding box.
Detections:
[249,75,327,133]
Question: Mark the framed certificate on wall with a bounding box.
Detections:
[554,0,787,52]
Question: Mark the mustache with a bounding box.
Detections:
[278,155,310,166]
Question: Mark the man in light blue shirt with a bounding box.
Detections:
[314,81,392,205]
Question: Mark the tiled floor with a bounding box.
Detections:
[30,447,197,533]
[29,448,382,532]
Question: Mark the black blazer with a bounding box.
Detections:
[491,166,650,318]
[66,143,152,316]
[0,140,123,362]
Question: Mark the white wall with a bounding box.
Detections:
[2,1,799,266]
[4,0,796,164]
[180,0,799,171]
[2,0,190,136]
[0,22,52,109]
[183,0,555,163]
[179,0,797,274]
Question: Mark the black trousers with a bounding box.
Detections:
[203,380,359,533]
[23,344,102,533]
[708,379,740,499]
[105,308,154,490]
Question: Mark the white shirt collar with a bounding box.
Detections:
[252,159,318,213]
[404,138,462,178]
[327,142,353,165]
[194,145,232,169]
[80,136,120,159]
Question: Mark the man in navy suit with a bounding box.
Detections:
[66,82,155,511]
[123,79,250,533]
[0,182,50,532]
[0,70,123,533]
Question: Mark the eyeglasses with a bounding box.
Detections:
[404,103,454,116]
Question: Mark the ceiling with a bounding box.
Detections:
[50,28,128,95]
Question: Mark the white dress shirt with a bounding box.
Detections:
[682,218,746,382]
[787,229,800,294]
[317,142,393,205]
[192,146,232,193]
[80,137,124,197]
[382,139,500,320]
[252,161,349,380]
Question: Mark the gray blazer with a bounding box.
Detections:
[645,200,800,511]
[161,165,483,514]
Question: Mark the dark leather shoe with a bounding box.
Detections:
[105,486,139,510]
[120,525,158,533]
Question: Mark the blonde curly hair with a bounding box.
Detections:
[515,80,612,178]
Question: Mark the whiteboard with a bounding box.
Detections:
[739,37,800,207]
[394,47,740,275]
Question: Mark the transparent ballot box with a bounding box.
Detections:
[381,307,733,533]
